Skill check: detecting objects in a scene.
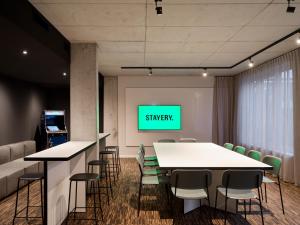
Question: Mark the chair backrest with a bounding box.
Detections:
[139,144,145,156]
[223,143,234,150]
[170,169,212,190]
[234,146,246,155]
[247,150,262,161]
[262,155,281,176]
[179,138,197,143]
[136,151,144,175]
[158,139,176,143]
[222,170,263,190]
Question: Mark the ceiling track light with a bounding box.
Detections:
[287,0,296,13]
[148,68,153,76]
[248,58,254,68]
[155,0,162,15]
[202,68,208,77]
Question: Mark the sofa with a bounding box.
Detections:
[0,140,43,200]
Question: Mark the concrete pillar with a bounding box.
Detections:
[70,43,99,210]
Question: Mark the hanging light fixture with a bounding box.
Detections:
[248,58,254,68]
[148,68,153,76]
[155,0,163,15]
[202,68,208,77]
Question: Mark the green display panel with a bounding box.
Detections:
[138,105,181,130]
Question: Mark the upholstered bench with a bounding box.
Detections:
[0,141,42,200]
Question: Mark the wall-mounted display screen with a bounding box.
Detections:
[138,105,181,130]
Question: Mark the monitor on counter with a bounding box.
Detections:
[138,105,181,131]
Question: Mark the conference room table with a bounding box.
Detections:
[153,142,272,213]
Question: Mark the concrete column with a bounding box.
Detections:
[70,43,99,210]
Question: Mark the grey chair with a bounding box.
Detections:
[170,169,212,218]
[178,138,197,143]
[215,170,264,225]
[136,153,170,216]
[158,139,176,143]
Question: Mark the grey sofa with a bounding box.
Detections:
[0,141,43,200]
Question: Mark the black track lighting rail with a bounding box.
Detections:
[121,28,300,71]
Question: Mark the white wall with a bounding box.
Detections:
[115,75,215,157]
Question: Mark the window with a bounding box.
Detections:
[236,65,294,156]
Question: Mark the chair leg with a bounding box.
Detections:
[13,178,21,225]
[137,178,142,216]
[92,181,98,225]
[104,164,110,205]
[236,200,238,213]
[108,164,113,198]
[264,183,267,203]
[214,189,218,210]
[257,188,264,225]
[97,180,104,221]
[26,181,30,220]
[260,187,264,201]
[66,181,72,225]
[277,177,285,214]
[164,184,169,203]
[40,179,44,219]
[249,199,252,213]
[74,181,78,219]
[224,197,228,225]
[244,200,247,220]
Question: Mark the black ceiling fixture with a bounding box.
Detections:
[155,0,162,15]
[121,27,300,71]
[287,0,296,13]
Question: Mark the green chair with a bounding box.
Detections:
[247,150,262,161]
[223,143,234,150]
[136,151,162,176]
[262,155,284,214]
[234,146,246,155]
[136,155,169,216]
[215,170,264,225]
[139,144,158,162]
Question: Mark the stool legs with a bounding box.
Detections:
[66,180,72,225]
[13,178,21,225]
[40,179,44,219]
[26,182,30,220]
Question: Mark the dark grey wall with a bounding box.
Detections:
[0,76,46,145]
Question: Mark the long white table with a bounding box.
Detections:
[24,133,110,225]
[153,142,272,213]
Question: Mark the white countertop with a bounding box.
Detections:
[24,141,96,161]
[99,133,110,139]
[153,142,272,170]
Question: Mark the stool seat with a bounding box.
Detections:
[19,173,44,180]
[100,151,116,154]
[88,159,109,165]
[70,173,98,181]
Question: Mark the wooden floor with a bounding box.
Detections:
[1,158,300,225]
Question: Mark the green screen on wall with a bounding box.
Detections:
[138,105,181,130]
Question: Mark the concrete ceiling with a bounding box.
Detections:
[30,0,300,76]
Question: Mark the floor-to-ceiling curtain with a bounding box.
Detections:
[235,48,300,184]
[212,76,235,145]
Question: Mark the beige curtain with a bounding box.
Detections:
[292,48,300,186]
[212,76,235,145]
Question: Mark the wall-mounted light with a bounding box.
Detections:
[155,0,162,15]
[202,68,208,77]
[62,72,67,76]
[148,68,153,76]
[22,49,28,55]
[296,34,300,45]
[248,58,254,68]
[287,0,296,13]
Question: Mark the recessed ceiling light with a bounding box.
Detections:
[22,50,28,55]
[202,69,208,77]
[248,59,254,68]
[62,72,67,76]
[148,68,153,76]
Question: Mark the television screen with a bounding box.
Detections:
[138,105,181,130]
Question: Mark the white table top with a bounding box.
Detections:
[24,141,96,161]
[99,133,110,139]
[153,142,272,170]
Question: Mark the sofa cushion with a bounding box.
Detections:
[24,141,36,156]
[0,145,10,165]
[9,143,25,160]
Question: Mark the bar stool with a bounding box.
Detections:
[99,150,117,183]
[88,159,113,202]
[105,146,121,175]
[66,173,103,225]
[13,173,44,225]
